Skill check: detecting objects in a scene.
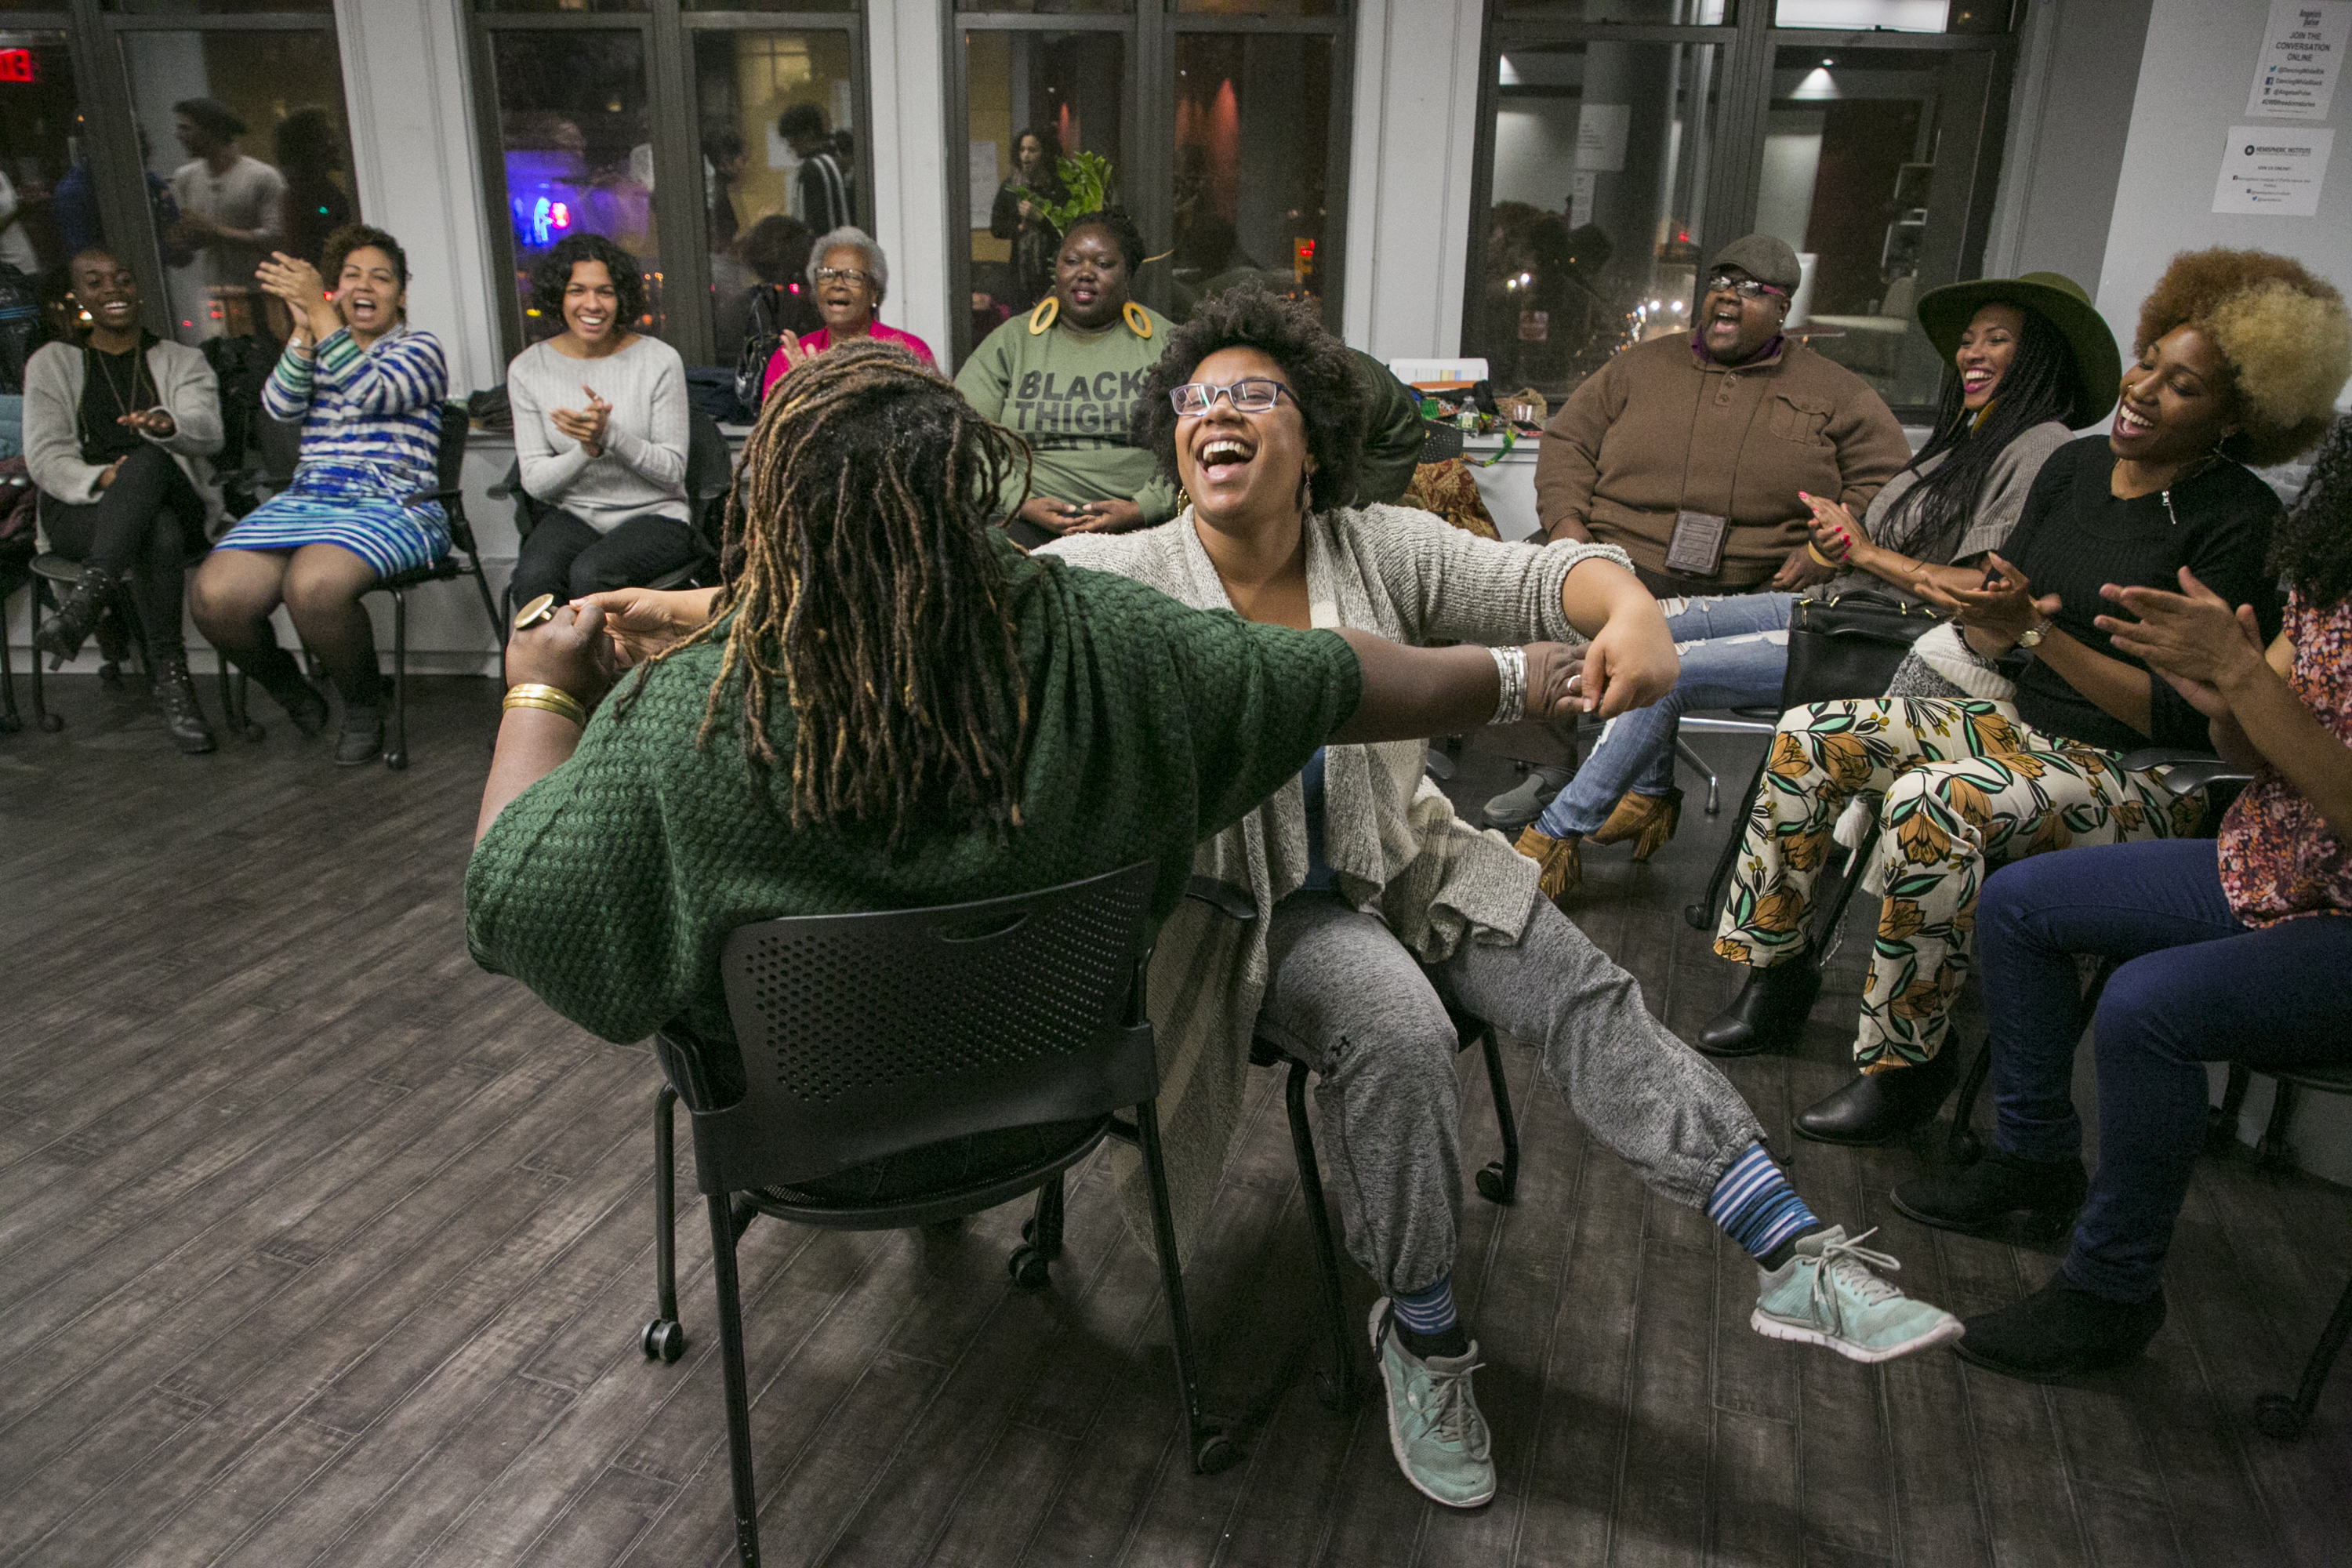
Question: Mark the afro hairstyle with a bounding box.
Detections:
[2136,248,2352,466]
[1135,285,1369,514]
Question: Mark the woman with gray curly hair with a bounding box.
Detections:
[1042,286,1963,1515]
[1704,247,2352,1148]
[757,223,934,398]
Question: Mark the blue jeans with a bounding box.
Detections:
[1980,839,2352,1302]
[1531,593,1795,838]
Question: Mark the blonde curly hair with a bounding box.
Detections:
[2136,249,2352,466]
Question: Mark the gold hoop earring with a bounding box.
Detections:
[1123,301,1153,338]
[1027,296,1059,335]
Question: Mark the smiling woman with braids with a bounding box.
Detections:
[466,340,1595,1079]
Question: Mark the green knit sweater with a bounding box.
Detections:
[466,545,1363,1051]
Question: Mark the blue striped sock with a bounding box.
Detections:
[1706,1142,1821,1264]
[1391,1275,1457,1338]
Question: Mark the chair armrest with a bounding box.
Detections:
[2117,746,2256,794]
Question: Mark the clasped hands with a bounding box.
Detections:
[1017,494,1145,535]
[1911,553,2060,656]
[549,387,613,457]
[253,251,342,345]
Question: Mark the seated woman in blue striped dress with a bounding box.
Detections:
[191,223,448,766]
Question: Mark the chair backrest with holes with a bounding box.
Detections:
[682,860,1160,1195]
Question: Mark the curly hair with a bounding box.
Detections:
[2136,248,2352,466]
[1134,285,1368,513]
[323,223,407,291]
[2275,413,2352,611]
[529,233,646,332]
[621,339,1031,843]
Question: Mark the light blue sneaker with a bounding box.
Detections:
[1369,1299,1496,1508]
[1751,1225,1964,1363]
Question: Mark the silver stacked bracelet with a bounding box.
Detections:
[1487,645,1527,726]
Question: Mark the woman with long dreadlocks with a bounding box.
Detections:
[466,341,1593,1071]
[1513,271,2119,898]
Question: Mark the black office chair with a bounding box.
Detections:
[365,401,501,768]
[492,408,736,629]
[641,862,1237,1568]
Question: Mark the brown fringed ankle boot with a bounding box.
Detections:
[1513,826,1582,902]
[1588,786,1683,862]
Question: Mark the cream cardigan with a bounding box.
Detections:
[22,338,227,536]
[1044,503,1632,1256]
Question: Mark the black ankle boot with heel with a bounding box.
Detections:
[242,643,330,736]
[150,652,218,754]
[1795,1048,1961,1145]
[1891,1145,2088,1243]
[1697,956,1822,1057]
[34,564,121,666]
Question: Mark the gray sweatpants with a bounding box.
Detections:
[1255,891,1765,1296]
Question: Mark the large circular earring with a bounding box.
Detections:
[1027,296,1059,335]
[1123,301,1153,338]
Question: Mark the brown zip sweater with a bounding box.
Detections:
[1534,331,1911,589]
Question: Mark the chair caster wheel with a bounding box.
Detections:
[642,1318,685,1363]
[384,751,408,771]
[1192,1431,1241,1475]
[2254,1395,2307,1442]
[0,714,17,734]
[39,713,63,732]
[1682,901,1712,932]
[1007,1243,1052,1289]
[99,661,123,686]
[1475,1161,1515,1205]
[1021,1218,1036,1243]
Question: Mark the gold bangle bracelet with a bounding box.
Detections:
[1806,542,1842,568]
[502,683,588,728]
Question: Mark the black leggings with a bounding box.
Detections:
[42,445,207,658]
[509,508,703,608]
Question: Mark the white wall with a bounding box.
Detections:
[866,0,954,373]
[2094,0,2352,393]
[1341,0,1485,361]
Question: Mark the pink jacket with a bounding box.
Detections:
[760,322,938,401]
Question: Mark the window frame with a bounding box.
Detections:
[466,1,873,368]
[4,1,356,347]
[943,0,1356,370]
[1463,0,2023,423]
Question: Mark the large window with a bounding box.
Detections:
[469,0,868,365]
[0,3,358,352]
[1466,0,2020,420]
[950,0,1352,366]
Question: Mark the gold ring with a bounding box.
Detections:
[513,593,557,631]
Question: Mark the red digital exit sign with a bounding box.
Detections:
[0,49,36,84]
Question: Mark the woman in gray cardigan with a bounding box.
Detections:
[1042,289,1962,1512]
[23,245,226,751]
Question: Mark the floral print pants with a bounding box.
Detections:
[1711,699,2204,1070]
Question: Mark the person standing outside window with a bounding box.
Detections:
[167,98,287,339]
[776,105,850,237]
[989,127,1069,314]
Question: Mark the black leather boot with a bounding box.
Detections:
[241,643,331,736]
[150,652,218,754]
[34,564,120,666]
[1696,957,1821,1057]
[1957,1275,2165,1382]
[1891,1147,2088,1243]
[1795,1049,1961,1145]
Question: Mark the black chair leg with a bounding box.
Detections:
[2257,1080,2300,1173]
[467,560,503,643]
[385,586,408,771]
[0,586,18,734]
[1134,1098,1240,1474]
[1809,822,1882,969]
[2256,1272,2352,1442]
[1474,1029,1520,1205]
[1279,1060,1358,1411]
[2209,1062,2253,1151]
[27,578,57,731]
[1010,1173,1064,1288]
[703,1192,766,1568]
[219,665,263,742]
[1686,751,1769,931]
[642,1086,684,1363]
[1946,1038,1996,1166]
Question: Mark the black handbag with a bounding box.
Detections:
[1780,590,1944,707]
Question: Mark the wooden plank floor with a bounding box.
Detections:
[3,673,2347,1568]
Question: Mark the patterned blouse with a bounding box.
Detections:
[261,321,447,494]
[2219,588,2352,924]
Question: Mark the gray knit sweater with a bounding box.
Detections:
[506,335,689,532]
[1043,503,1632,1257]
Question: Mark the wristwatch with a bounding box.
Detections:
[2016,617,2055,650]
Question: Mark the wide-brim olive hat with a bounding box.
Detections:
[1915,270,2121,428]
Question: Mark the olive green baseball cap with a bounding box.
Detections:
[1915,270,2122,428]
